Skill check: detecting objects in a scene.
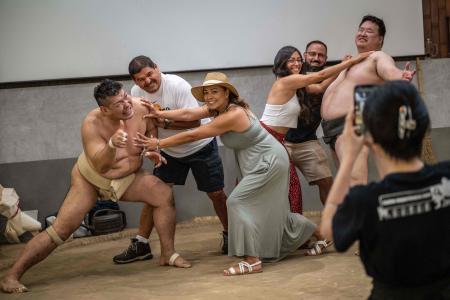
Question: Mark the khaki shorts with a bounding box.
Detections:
[284,140,332,184]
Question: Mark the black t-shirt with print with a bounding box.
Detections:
[332,161,450,287]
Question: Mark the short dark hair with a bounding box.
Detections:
[363,81,430,161]
[272,45,302,78]
[360,15,386,46]
[128,55,157,78]
[93,79,123,107]
[305,40,327,52]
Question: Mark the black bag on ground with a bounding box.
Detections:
[85,200,127,236]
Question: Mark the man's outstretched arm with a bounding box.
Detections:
[375,52,416,82]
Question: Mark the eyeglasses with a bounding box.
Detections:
[287,58,303,64]
[305,51,327,59]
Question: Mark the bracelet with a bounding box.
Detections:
[163,119,171,129]
[156,139,161,152]
[108,138,116,149]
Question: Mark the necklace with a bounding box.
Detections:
[218,103,230,114]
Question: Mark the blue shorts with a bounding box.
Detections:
[154,138,225,193]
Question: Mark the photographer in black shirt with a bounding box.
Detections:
[320,80,450,299]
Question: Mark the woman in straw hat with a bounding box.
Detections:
[261,46,371,216]
[135,72,321,275]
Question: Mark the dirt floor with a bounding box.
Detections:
[0,216,371,300]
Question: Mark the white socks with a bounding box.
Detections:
[136,235,149,244]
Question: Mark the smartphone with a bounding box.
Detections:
[353,85,376,135]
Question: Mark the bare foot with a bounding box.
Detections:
[1,276,29,293]
[223,260,262,276]
[160,253,191,268]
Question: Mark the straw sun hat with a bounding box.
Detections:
[191,72,239,102]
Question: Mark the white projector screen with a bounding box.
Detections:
[0,0,424,83]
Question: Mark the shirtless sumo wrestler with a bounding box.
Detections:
[321,15,415,185]
[1,79,190,294]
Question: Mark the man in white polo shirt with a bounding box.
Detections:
[112,56,228,264]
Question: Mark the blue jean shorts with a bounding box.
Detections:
[154,138,225,193]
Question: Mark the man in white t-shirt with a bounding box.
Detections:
[112,56,229,264]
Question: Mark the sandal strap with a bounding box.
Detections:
[238,261,261,274]
[316,240,328,247]
[314,243,323,254]
[307,245,319,255]
[238,261,250,273]
[227,261,262,275]
[249,261,262,267]
[307,240,329,256]
[169,253,180,266]
[314,241,326,255]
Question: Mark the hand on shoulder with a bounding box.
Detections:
[351,51,376,64]
[128,96,155,120]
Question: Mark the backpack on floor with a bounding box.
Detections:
[45,199,126,238]
[85,200,126,236]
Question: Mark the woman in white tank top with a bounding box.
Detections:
[260,46,371,214]
[261,46,371,135]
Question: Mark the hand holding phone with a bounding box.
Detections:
[353,85,376,135]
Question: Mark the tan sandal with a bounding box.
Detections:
[224,260,262,276]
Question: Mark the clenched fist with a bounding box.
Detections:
[109,120,128,148]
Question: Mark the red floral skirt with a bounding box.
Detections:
[260,122,302,214]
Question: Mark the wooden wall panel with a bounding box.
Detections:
[432,0,440,54]
[422,0,432,45]
[447,0,450,55]
[438,0,448,56]
[423,0,450,57]
[423,0,432,40]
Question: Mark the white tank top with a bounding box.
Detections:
[260,95,301,128]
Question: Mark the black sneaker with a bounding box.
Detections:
[113,238,153,264]
[221,231,228,255]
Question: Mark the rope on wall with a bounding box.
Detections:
[416,57,437,164]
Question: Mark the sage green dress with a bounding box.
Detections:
[220,113,316,262]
